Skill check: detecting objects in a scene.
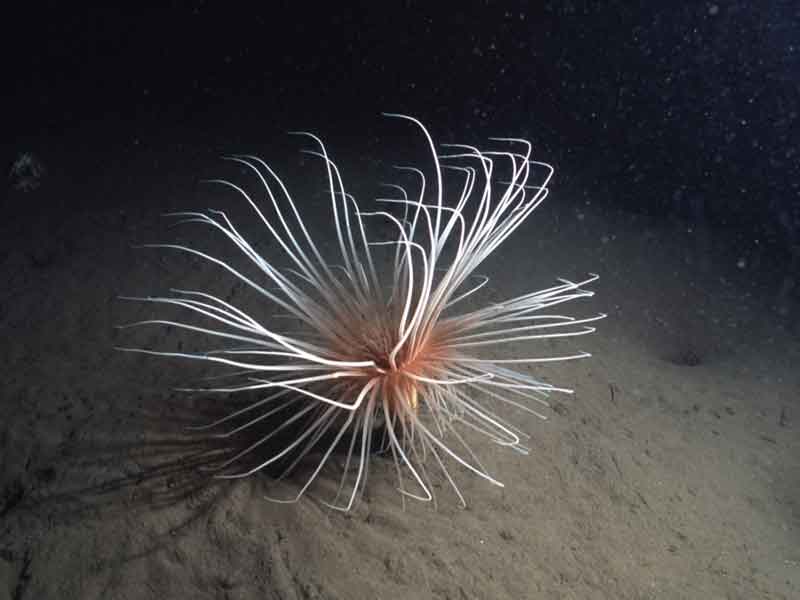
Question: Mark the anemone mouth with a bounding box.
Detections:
[118,114,603,510]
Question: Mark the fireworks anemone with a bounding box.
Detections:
[120,114,602,510]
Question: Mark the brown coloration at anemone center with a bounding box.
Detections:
[367,328,442,418]
[326,303,452,421]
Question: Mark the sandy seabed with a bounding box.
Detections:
[1,141,798,600]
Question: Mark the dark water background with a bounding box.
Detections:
[6,2,798,255]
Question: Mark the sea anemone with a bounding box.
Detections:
[120,114,602,510]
